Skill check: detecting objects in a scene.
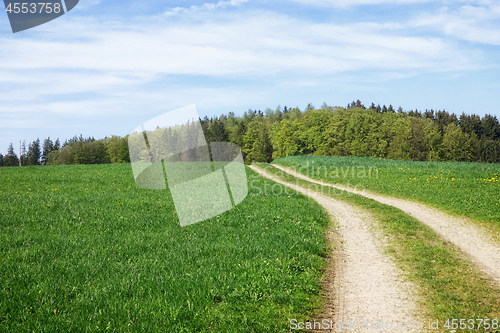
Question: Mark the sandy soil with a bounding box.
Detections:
[271,164,500,287]
[249,165,422,332]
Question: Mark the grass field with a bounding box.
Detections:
[0,163,329,332]
[256,162,500,329]
[274,156,500,236]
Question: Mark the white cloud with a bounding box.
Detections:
[409,2,500,45]
[164,0,250,16]
[0,8,485,123]
[287,0,436,8]
[1,0,497,153]
[0,12,482,78]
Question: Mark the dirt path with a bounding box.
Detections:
[249,165,422,332]
[271,164,500,286]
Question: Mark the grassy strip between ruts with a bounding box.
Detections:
[255,163,500,332]
[273,156,500,243]
[0,163,329,332]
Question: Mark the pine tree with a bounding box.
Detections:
[4,143,19,167]
[480,114,500,140]
[459,113,481,137]
[424,109,434,120]
[208,119,228,142]
[42,137,54,165]
[27,139,41,166]
[355,99,365,109]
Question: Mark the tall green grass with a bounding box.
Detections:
[257,163,500,330]
[0,164,329,332]
[274,156,500,233]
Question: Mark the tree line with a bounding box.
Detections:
[0,136,130,167]
[1,100,499,167]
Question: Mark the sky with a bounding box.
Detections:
[1,0,500,154]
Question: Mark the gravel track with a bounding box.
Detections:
[271,164,500,287]
[249,165,422,332]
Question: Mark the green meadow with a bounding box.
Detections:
[256,163,500,326]
[274,156,500,236]
[0,163,329,332]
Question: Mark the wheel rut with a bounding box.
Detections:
[271,164,500,287]
[249,165,422,332]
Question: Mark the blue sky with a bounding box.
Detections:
[1,0,500,154]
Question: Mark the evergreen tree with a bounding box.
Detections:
[424,109,434,120]
[0,153,4,167]
[355,99,365,109]
[42,137,54,164]
[54,138,61,150]
[229,121,246,148]
[480,114,500,140]
[480,139,500,163]
[408,110,422,118]
[4,143,19,167]
[436,110,458,134]
[208,119,228,142]
[27,139,41,166]
[459,113,481,137]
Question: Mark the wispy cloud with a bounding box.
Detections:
[0,0,498,153]
[0,7,485,126]
[409,3,500,45]
[287,0,436,8]
[0,12,482,77]
[164,0,250,16]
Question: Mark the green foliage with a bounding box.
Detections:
[0,164,329,332]
[442,123,473,161]
[243,119,272,163]
[46,136,129,166]
[271,120,301,159]
[4,101,500,167]
[105,136,130,163]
